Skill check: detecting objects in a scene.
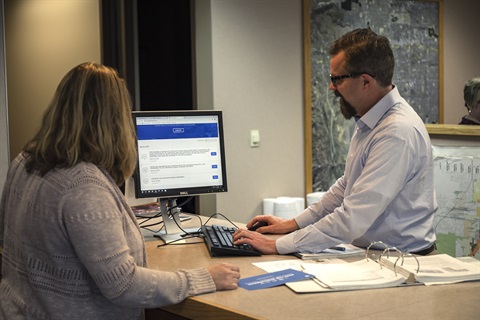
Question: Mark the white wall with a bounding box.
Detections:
[208,0,305,223]
[203,0,480,223]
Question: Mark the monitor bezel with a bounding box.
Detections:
[131,109,228,200]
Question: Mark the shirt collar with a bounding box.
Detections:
[356,85,401,130]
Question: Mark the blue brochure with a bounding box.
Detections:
[239,268,313,291]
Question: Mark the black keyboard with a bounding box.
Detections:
[201,225,261,257]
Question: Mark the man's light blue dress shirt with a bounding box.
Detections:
[277,86,437,254]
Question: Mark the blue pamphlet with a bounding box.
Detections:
[238,268,313,291]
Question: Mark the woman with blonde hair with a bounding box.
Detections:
[0,62,239,319]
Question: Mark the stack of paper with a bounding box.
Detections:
[294,244,364,260]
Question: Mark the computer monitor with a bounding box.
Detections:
[132,110,228,243]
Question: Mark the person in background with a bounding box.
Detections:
[0,62,240,320]
[234,28,437,256]
[459,77,480,125]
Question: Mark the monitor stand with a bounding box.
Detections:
[153,198,199,244]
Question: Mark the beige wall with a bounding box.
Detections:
[443,0,480,124]
[5,0,101,160]
[0,0,8,194]
[2,0,477,224]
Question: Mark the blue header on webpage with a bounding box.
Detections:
[137,123,219,140]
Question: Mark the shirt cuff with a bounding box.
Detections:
[275,233,298,254]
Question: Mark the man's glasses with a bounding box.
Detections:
[330,72,375,87]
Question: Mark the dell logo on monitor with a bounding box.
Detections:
[180,191,189,195]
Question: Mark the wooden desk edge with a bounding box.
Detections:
[159,297,263,320]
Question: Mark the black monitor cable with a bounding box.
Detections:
[156,212,240,248]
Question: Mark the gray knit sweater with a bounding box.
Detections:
[0,153,216,320]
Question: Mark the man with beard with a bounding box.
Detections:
[233,28,438,256]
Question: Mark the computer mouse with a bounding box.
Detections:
[248,221,268,231]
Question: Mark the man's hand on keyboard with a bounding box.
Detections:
[246,215,300,235]
[232,229,278,255]
[207,263,241,290]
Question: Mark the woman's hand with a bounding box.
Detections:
[207,263,240,290]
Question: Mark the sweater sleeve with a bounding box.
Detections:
[60,181,216,308]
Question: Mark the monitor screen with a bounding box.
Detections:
[132,110,228,200]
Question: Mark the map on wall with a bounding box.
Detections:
[433,146,480,259]
[308,0,440,191]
